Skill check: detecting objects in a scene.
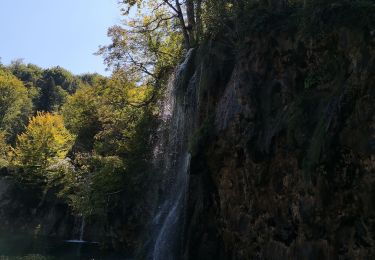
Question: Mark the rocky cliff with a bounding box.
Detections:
[0,171,74,238]
[180,11,375,259]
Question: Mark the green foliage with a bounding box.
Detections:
[9,61,44,88]
[9,62,80,112]
[44,153,126,217]
[62,71,153,156]
[9,61,85,112]
[12,112,75,169]
[42,66,81,94]
[61,85,98,135]
[0,69,33,143]
[38,78,68,112]
[73,154,125,216]
[97,23,183,86]
[94,74,150,155]
[61,85,99,151]
[79,73,108,86]
[59,71,156,217]
[0,131,10,167]
[0,62,153,219]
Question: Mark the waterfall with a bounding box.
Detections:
[66,215,85,243]
[150,49,198,260]
[153,153,191,260]
[79,216,85,241]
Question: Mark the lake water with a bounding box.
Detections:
[0,233,126,260]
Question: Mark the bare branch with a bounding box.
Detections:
[133,15,177,33]
[126,52,156,78]
[162,0,179,14]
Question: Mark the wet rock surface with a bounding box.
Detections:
[183,28,375,259]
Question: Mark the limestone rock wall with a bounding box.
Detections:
[184,28,375,259]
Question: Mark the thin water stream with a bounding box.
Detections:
[150,49,197,260]
[65,216,88,243]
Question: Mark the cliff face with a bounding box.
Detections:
[183,26,375,259]
[0,174,74,238]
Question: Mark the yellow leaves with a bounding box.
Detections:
[0,131,10,167]
[128,20,136,27]
[0,69,25,90]
[126,85,152,104]
[0,69,33,140]
[13,112,75,168]
[143,15,152,26]
[226,3,234,10]
[98,0,184,84]
[62,86,98,134]
[61,68,153,159]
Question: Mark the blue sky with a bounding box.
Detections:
[0,0,122,75]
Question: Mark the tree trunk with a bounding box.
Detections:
[195,0,203,42]
[186,0,196,45]
[175,0,191,49]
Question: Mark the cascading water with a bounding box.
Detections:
[150,49,199,260]
[66,216,85,243]
[79,217,85,241]
[153,153,191,260]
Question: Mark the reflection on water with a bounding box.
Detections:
[0,232,125,260]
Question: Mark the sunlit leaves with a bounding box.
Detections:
[62,86,99,136]
[97,1,183,86]
[0,131,10,167]
[62,71,152,156]
[13,112,75,168]
[0,69,33,143]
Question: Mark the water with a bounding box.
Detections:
[150,49,198,260]
[0,232,123,260]
[152,153,191,260]
[66,216,86,243]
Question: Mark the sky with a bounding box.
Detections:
[0,0,122,75]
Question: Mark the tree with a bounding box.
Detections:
[62,71,152,156]
[9,62,85,112]
[60,72,156,217]
[63,154,126,216]
[97,1,185,86]
[41,66,81,94]
[61,85,100,151]
[0,131,10,167]
[79,73,108,86]
[13,112,75,168]
[0,69,33,143]
[94,73,151,156]
[119,0,200,49]
[9,61,44,89]
[37,75,69,112]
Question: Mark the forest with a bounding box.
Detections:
[0,0,375,259]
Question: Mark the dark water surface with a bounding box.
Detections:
[0,233,126,260]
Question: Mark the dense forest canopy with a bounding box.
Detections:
[0,60,154,217]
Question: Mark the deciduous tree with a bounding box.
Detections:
[13,112,75,168]
[0,69,33,143]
